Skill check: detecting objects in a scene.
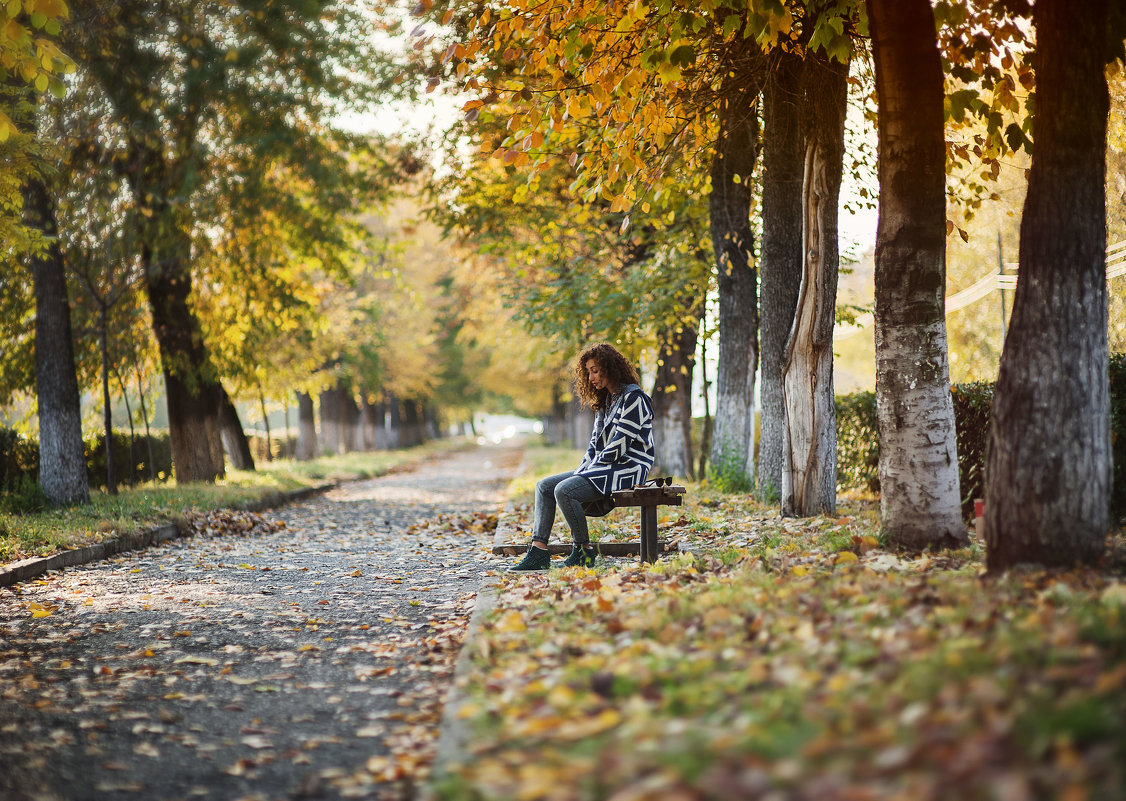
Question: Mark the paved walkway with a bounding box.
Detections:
[0,443,523,801]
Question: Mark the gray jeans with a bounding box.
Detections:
[532,471,605,545]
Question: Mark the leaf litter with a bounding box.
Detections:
[436,486,1126,801]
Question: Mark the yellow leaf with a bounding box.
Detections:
[791,565,808,576]
[554,709,621,741]
[836,551,859,565]
[513,714,565,736]
[547,684,576,708]
[566,96,589,119]
[494,609,526,632]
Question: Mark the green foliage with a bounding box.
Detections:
[0,427,38,492]
[707,446,753,493]
[949,381,995,520]
[0,474,47,514]
[43,0,409,422]
[0,426,174,493]
[838,361,1126,521]
[834,391,879,493]
[83,430,173,488]
[1108,352,1126,516]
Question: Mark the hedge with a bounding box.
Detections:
[837,352,1126,521]
[0,428,174,494]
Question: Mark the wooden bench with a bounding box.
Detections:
[610,484,687,563]
[491,484,687,564]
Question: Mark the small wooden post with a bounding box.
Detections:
[640,505,659,564]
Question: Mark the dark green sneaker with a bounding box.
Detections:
[561,544,599,568]
[510,545,551,572]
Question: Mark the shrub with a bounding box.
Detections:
[835,392,879,493]
[1108,352,1126,516]
[0,428,39,492]
[838,358,1126,521]
[0,474,47,514]
[707,445,754,493]
[949,382,994,521]
[85,431,173,488]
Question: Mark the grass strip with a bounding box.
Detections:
[0,438,468,564]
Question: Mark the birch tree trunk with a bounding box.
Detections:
[758,50,805,502]
[985,0,1111,569]
[26,179,89,506]
[781,53,848,517]
[708,45,761,488]
[867,0,967,549]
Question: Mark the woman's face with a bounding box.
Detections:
[585,359,607,391]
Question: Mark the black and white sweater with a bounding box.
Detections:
[573,383,655,495]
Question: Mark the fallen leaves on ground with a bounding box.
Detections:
[439,491,1126,801]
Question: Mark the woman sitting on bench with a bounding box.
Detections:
[511,343,655,571]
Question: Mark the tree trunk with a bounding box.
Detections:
[546,393,567,447]
[374,400,391,450]
[387,394,402,449]
[283,402,291,459]
[708,49,761,488]
[135,367,157,482]
[781,52,848,517]
[218,385,256,471]
[340,384,360,452]
[144,243,226,483]
[758,50,805,501]
[652,316,699,480]
[569,398,594,450]
[697,332,712,479]
[318,386,342,454]
[258,386,273,461]
[867,0,966,548]
[403,400,423,447]
[26,180,89,506]
[111,364,136,485]
[295,391,317,461]
[98,304,116,494]
[985,0,1111,570]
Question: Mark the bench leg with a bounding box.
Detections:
[640,505,658,564]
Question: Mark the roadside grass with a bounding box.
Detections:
[0,438,469,564]
[435,448,1126,800]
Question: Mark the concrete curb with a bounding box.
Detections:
[423,457,530,798]
[0,481,337,588]
[425,577,501,797]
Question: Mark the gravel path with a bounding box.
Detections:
[0,443,523,801]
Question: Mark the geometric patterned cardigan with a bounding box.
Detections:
[573,382,656,495]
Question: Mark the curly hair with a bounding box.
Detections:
[572,343,642,411]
